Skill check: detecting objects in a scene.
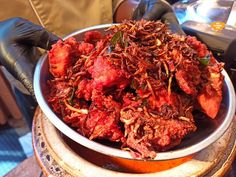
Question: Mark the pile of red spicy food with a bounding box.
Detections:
[47,20,224,159]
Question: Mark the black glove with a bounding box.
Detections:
[0,18,59,99]
[132,0,185,35]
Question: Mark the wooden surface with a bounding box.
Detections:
[4,156,43,177]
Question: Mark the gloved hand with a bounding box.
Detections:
[132,0,185,35]
[0,18,59,99]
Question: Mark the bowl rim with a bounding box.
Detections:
[34,23,236,160]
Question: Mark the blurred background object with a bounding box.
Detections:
[174,0,236,89]
[173,0,236,26]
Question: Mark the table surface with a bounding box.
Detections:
[4,156,43,177]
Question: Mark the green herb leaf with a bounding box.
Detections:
[141,99,148,107]
[111,31,123,46]
[59,99,64,105]
[141,84,146,90]
[200,54,210,66]
[130,79,139,89]
[124,40,129,48]
[67,87,76,105]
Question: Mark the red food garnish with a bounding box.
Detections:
[47,20,224,159]
[84,30,102,44]
[88,56,130,89]
[78,42,94,55]
[48,37,79,77]
[197,62,224,118]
